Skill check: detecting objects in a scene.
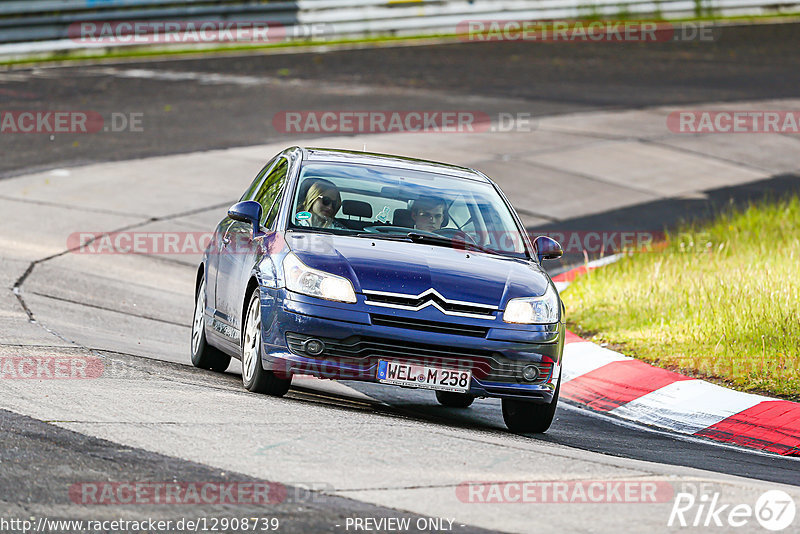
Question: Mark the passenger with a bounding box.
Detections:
[410,197,447,232]
[297,180,347,230]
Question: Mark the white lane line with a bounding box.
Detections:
[0,72,36,82]
[562,341,630,383]
[552,254,624,291]
[586,254,625,269]
[609,380,769,435]
[84,67,377,96]
[91,67,274,86]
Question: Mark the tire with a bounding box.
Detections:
[241,288,291,396]
[435,391,475,408]
[191,278,231,372]
[501,378,560,433]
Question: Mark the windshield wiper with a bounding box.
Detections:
[355,232,412,241]
[356,231,502,256]
[406,232,500,256]
[289,227,352,236]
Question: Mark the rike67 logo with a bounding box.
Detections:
[669,486,796,531]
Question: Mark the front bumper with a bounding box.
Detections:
[259,288,564,403]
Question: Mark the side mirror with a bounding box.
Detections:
[228,201,263,237]
[533,235,563,262]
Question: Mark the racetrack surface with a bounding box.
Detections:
[1,22,799,177]
[0,408,495,533]
[1,24,800,532]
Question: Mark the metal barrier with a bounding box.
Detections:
[0,0,798,50]
[0,1,300,43]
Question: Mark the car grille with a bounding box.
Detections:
[285,333,552,384]
[370,313,489,338]
[363,289,497,318]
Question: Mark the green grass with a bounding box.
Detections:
[0,33,458,67]
[565,197,800,400]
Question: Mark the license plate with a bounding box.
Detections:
[376,360,471,393]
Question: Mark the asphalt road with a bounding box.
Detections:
[0,407,494,534]
[1,22,799,176]
[336,381,800,486]
[1,22,799,533]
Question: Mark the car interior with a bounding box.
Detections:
[295,177,456,232]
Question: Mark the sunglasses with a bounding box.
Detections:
[316,195,339,207]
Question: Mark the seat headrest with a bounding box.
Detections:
[297,179,317,204]
[392,208,414,228]
[342,200,372,218]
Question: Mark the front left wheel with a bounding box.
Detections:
[435,391,475,408]
[241,288,291,396]
[501,376,560,433]
[191,278,231,372]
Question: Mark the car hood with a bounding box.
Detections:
[286,232,551,307]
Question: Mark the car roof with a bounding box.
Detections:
[299,147,491,183]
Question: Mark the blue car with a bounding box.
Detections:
[192,147,565,432]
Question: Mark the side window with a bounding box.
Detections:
[262,187,284,229]
[253,158,289,226]
[240,156,277,201]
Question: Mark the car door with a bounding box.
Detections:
[205,157,278,324]
[206,158,276,341]
[214,156,290,346]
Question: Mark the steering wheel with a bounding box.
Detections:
[434,228,480,246]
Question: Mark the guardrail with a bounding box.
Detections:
[0,1,300,43]
[0,0,798,52]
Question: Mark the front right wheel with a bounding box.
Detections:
[501,379,560,433]
[241,288,291,396]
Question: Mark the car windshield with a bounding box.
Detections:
[288,161,529,258]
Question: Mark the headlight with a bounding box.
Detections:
[503,285,559,324]
[282,252,357,304]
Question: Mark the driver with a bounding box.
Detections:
[410,197,447,232]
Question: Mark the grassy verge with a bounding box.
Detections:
[0,33,458,67]
[564,197,800,400]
